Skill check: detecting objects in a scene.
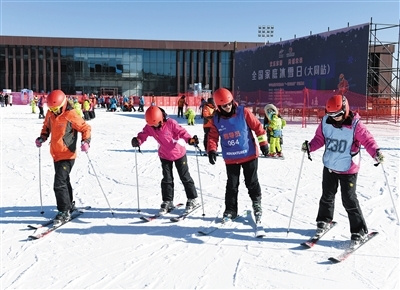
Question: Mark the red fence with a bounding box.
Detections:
[8,90,398,124]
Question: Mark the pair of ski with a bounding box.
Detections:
[198,209,266,238]
[139,202,202,223]
[300,221,379,263]
[27,206,91,240]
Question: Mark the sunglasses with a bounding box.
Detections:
[327,110,344,118]
[221,102,232,108]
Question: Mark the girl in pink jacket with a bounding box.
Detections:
[131,106,200,215]
[302,95,384,247]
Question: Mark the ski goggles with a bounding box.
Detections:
[266,108,275,114]
[221,101,233,108]
[48,105,63,113]
[48,98,66,113]
[326,110,344,118]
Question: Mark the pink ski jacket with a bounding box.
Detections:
[137,118,192,161]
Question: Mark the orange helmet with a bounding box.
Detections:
[47,90,67,112]
[325,95,349,118]
[213,88,233,107]
[145,106,164,126]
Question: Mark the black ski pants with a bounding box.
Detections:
[53,159,75,212]
[177,107,184,118]
[224,158,262,214]
[317,166,368,235]
[160,155,197,202]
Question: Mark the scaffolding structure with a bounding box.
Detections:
[368,18,400,123]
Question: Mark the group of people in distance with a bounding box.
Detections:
[36,87,384,246]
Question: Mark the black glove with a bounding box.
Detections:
[131,137,140,148]
[374,149,384,164]
[208,150,217,165]
[188,135,199,146]
[260,144,269,156]
[301,140,310,153]
[35,137,44,148]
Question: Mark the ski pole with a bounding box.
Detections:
[134,147,141,212]
[286,151,306,235]
[38,147,44,214]
[194,144,205,216]
[85,152,115,216]
[380,163,399,225]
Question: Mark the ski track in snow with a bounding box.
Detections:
[1,106,399,289]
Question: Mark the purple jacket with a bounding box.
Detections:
[308,112,379,174]
[137,118,191,161]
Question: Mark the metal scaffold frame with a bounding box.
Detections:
[368,18,400,123]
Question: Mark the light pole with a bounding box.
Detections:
[258,25,274,44]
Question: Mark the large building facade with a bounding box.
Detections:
[0,36,261,96]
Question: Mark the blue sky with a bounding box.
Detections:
[0,0,399,43]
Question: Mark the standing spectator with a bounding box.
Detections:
[138,95,145,112]
[98,95,104,108]
[82,96,91,120]
[88,95,96,119]
[130,106,200,214]
[0,93,4,107]
[8,93,13,106]
[109,96,117,112]
[31,95,39,113]
[337,73,349,95]
[34,90,91,226]
[177,95,187,118]
[73,98,84,118]
[207,88,269,222]
[105,95,111,110]
[199,97,207,118]
[118,95,124,108]
[202,97,216,153]
[263,104,286,158]
[302,94,384,246]
[38,95,45,119]
[4,94,9,107]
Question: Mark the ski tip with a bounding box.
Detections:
[328,257,341,264]
[300,242,312,248]
[28,235,39,240]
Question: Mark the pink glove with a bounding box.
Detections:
[81,141,90,152]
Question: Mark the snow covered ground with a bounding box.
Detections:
[1,104,399,289]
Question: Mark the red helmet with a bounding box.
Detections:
[145,106,164,126]
[213,88,233,107]
[325,95,349,118]
[47,90,67,112]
